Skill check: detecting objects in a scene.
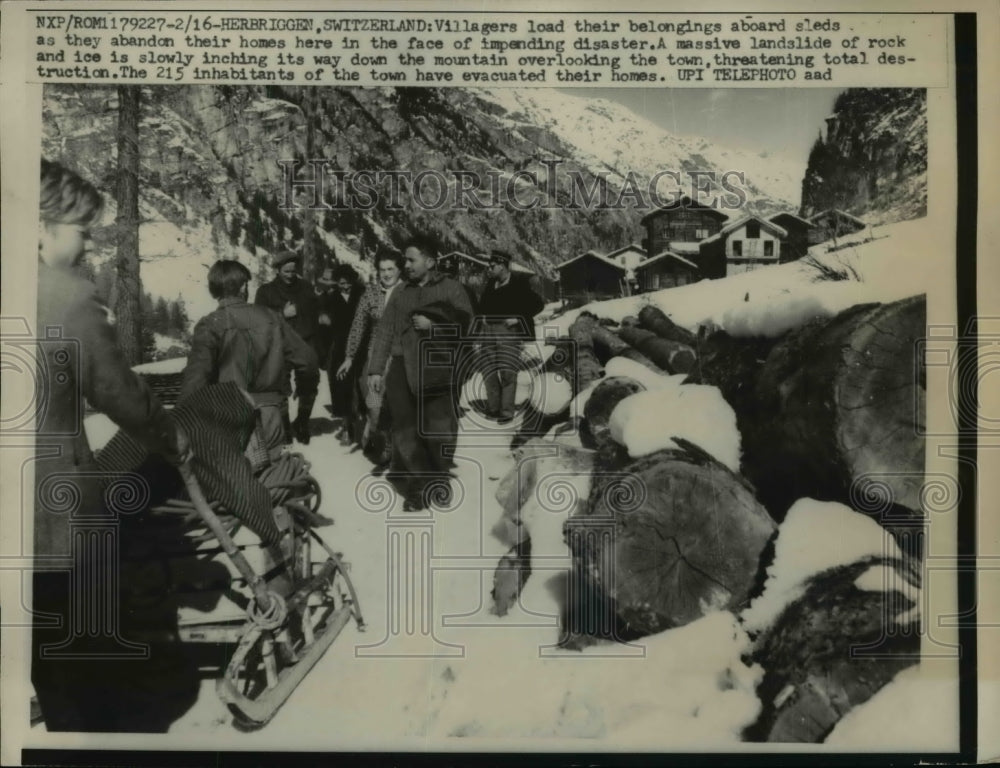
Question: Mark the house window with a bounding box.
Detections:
[733,240,743,257]
[696,228,709,239]
[746,221,761,238]
[764,241,774,257]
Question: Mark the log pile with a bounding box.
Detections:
[493,293,927,736]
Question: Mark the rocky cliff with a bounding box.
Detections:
[799,88,927,225]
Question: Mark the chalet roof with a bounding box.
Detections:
[443,250,488,266]
[605,243,646,259]
[556,250,627,273]
[808,208,867,227]
[769,211,814,228]
[671,242,701,255]
[717,215,788,239]
[444,251,534,274]
[639,195,731,225]
[634,249,699,272]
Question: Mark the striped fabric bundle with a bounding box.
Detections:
[97,382,281,544]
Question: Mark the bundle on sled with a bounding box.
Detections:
[97,382,365,729]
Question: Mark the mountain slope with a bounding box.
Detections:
[799,88,927,225]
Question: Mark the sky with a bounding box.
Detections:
[562,88,843,167]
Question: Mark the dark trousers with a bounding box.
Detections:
[327,343,354,421]
[482,331,522,418]
[384,356,456,500]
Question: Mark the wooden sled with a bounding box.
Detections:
[132,451,365,729]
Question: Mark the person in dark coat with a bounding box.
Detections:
[321,264,364,430]
[476,250,544,423]
[368,238,474,510]
[312,265,337,369]
[254,250,318,437]
[254,250,318,349]
[181,260,320,451]
[32,159,196,732]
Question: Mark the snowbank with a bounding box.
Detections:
[740,499,903,633]
[428,611,761,744]
[608,383,741,471]
[824,663,959,750]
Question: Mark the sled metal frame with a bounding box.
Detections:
[161,454,365,728]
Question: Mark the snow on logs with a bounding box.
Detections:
[581,376,646,450]
[744,553,920,742]
[566,441,777,639]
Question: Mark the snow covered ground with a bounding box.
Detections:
[58,214,956,750]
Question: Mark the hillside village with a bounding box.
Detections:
[553,198,867,305]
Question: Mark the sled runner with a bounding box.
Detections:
[100,381,365,729]
[130,451,365,728]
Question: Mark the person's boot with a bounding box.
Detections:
[292,418,311,445]
[293,394,315,445]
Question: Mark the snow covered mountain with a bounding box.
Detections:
[41,85,802,333]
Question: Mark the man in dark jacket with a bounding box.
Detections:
[254,250,318,349]
[368,237,474,510]
[182,260,320,450]
[33,159,195,732]
[476,250,544,423]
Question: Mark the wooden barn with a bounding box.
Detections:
[640,195,730,261]
[556,250,628,305]
[808,209,867,245]
[634,250,700,292]
[769,212,813,262]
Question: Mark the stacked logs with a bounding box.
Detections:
[493,293,927,739]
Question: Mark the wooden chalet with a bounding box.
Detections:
[808,209,867,245]
[768,212,813,262]
[699,215,788,277]
[634,250,700,292]
[556,250,629,305]
[640,196,730,267]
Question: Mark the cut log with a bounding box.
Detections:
[618,326,697,374]
[588,322,666,373]
[567,314,605,392]
[638,304,698,347]
[745,556,920,742]
[581,376,646,450]
[567,443,776,638]
[743,295,926,547]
